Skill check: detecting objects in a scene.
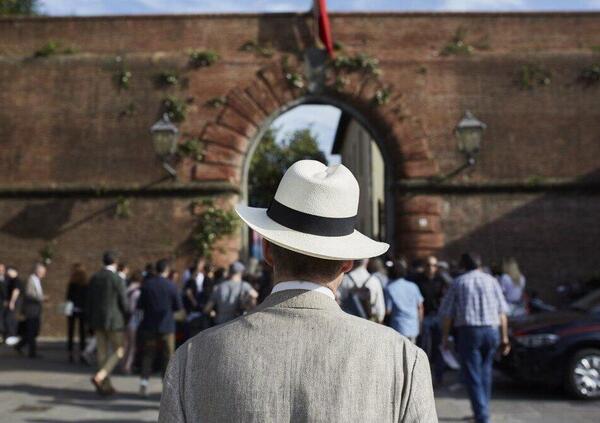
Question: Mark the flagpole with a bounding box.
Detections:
[312,0,319,48]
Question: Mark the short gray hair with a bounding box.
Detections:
[268,241,345,281]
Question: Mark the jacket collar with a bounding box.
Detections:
[258,289,341,312]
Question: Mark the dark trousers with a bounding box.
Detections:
[420,314,445,383]
[17,317,41,357]
[457,326,500,423]
[140,331,175,380]
[67,312,86,354]
[2,309,18,337]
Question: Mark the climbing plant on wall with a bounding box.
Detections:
[190,199,239,258]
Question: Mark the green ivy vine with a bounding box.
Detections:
[155,70,180,87]
[240,41,274,58]
[190,199,239,258]
[578,64,600,87]
[33,41,77,58]
[189,50,219,68]
[205,96,227,108]
[162,96,187,122]
[516,64,551,90]
[115,196,132,219]
[440,27,474,56]
[177,138,204,161]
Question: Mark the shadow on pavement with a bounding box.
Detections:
[434,370,567,402]
[27,420,155,423]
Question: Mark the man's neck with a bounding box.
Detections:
[273,274,342,294]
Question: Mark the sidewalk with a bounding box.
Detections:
[1,342,599,423]
[0,342,160,423]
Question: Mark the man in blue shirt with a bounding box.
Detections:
[137,258,182,397]
[384,258,424,343]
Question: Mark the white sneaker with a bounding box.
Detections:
[5,336,20,346]
[139,379,149,397]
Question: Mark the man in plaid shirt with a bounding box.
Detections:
[439,253,511,423]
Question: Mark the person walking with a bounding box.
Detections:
[368,257,390,290]
[65,263,88,364]
[439,253,511,423]
[415,255,447,384]
[159,160,437,422]
[181,258,206,314]
[0,263,6,343]
[384,258,424,343]
[203,261,258,325]
[137,259,182,397]
[87,251,129,396]
[499,257,527,316]
[16,263,47,358]
[122,270,143,374]
[4,267,23,346]
[338,259,386,323]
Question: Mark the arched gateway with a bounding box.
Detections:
[195,56,445,259]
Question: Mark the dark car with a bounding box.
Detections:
[496,289,600,399]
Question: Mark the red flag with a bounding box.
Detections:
[315,0,334,57]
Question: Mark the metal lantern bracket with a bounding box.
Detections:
[439,110,487,181]
[150,113,179,179]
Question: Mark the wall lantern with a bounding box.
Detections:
[455,110,487,166]
[150,113,179,178]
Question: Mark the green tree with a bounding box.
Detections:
[248,127,328,208]
[0,0,40,15]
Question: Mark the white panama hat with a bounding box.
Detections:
[236,160,390,260]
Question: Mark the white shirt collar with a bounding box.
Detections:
[271,281,336,300]
[105,264,117,273]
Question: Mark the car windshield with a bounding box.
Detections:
[569,289,600,312]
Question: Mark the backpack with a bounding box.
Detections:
[342,273,373,320]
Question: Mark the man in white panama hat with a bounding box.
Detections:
[159,160,437,422]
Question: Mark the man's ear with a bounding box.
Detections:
[262,238,274,267]
[340,260,353,274]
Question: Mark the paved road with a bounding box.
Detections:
[1,342,599,422]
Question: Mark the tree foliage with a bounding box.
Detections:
[0,0,40,15]
[248,127,328,208]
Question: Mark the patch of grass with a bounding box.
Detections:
[114,70,132,90]
[189,50,219,68]
[373,87,391,106]
[205,96,227,108]
[515,64,551,90]
[162,96,187,122]
[578,64,600,87]
[240,41,274,58]
[33,41,77,57]
[333,52,381,76]
[441,27,474,56]
[155,70,180,87]
[34,41,58,57]
[177,138,204,161]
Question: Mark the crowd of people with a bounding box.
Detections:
[0,248,527,416]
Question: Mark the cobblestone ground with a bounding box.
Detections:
[1,342,599,422]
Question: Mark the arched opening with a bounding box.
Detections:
[241,96,393,260]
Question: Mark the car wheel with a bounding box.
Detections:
[566,348,600,400]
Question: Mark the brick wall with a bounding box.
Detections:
[0,13,599,335]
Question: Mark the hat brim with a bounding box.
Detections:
[235,204,390,260]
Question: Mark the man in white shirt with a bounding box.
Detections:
[337,259,386,322]
[16,263,47,358]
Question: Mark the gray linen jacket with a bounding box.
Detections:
[159,289,438,423]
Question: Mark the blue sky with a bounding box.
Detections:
[40,1,600,15]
